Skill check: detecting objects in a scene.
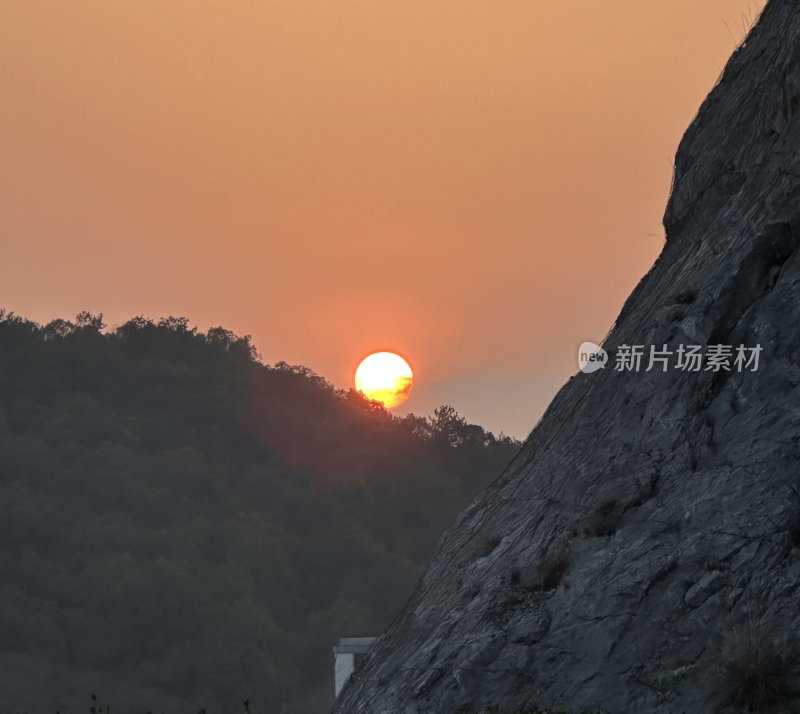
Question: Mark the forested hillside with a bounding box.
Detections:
[0,310,519,714]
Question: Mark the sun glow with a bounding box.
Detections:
[354,352,414,409]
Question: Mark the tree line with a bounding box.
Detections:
[0,310,520,714]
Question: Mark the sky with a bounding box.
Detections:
[0,0,766,438]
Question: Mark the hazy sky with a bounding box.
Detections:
[0,0,765,438]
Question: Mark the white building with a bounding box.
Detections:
[333,636,377,699]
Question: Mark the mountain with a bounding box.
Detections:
[332,2,800,712]
[0,312,519,714]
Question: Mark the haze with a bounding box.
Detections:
[0,0,764,437]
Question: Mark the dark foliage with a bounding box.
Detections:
[788,509,800,549]
[536,547,572,592]
[786,487,800,549]
[479,534,502,558]
[584,500,622,538]
[0,310,520,714]
[457,706,608,713]
[724,627,792,711]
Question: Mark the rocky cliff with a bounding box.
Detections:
[332,1,800,712]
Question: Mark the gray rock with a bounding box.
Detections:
[333,1,800,712]
[684,570,725,608]
[507,608,551,645]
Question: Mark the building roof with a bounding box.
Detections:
[333,636,377,654]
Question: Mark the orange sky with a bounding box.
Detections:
[0,0,765,437]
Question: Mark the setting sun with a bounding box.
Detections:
[354,352,414,409]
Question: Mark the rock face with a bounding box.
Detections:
[332,2,800,712]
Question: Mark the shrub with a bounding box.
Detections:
[787,508,800,549]
[536,547,571,592]
[456,707,608,713]
[585,500,622,537]
[786,488,800,549]
[479,533,502,557]
[724,627,792,711]
[463,582,481,601]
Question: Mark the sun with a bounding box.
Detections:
[354,352,414,409]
